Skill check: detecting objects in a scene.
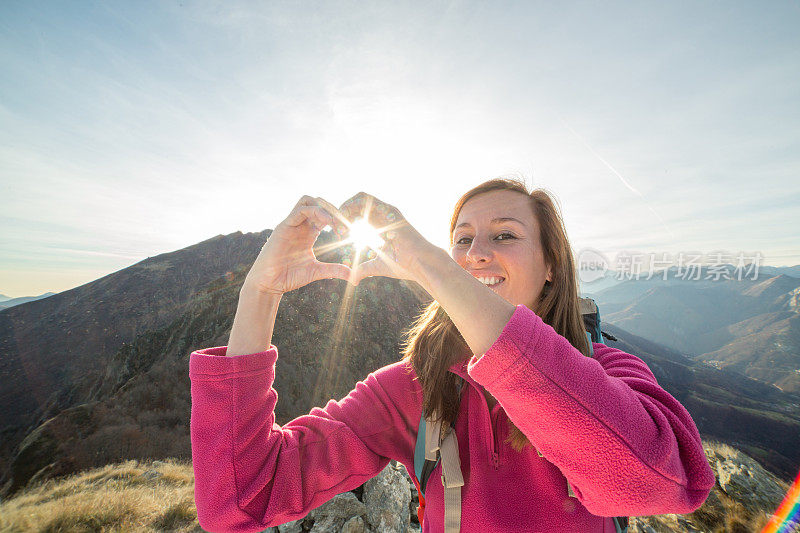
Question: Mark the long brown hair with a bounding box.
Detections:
[401,178,590,451]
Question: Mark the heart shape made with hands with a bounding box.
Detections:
[323,192,414,285]
[335,216,397,272]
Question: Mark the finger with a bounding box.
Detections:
[353,259,407,284]
[293,194,318,209]
[373,220,407,243]
[293,196,348,236]
[313,197,350,236]
[351,257,391,285]
[284,206,335,232]
[286,195,324,223]
[310,261,354,284]
[285,196,348,234]
[373,201,403,229]
[338,191,372,221]
[279,195,316,229]
[353,246,407,283]
[378,243,406,273]
[340,193,402,232]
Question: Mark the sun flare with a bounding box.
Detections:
[347,218,385,252]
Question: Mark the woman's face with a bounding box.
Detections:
[450,189,552,310]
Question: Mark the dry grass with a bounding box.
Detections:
[0,458,202,532]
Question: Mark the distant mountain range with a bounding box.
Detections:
[0,232,798,501]
[0,293,56,310]
[579,271,625,295]
[592,267,800,393]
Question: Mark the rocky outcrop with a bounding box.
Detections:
[264,461,417,533]
[630,440,789,533]
[363,462,412,532]
[710,443,786,514]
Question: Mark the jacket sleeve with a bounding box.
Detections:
[189,346,420,533]
[466,304,715,517]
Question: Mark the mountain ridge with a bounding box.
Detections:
[1,230,798,501]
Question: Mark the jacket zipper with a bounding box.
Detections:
[478,384,501,470]
[491,408,501,469]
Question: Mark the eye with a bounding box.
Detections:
[453,233,516,246]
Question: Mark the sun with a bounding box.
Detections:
[347,218,384,252]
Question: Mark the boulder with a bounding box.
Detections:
[308,492,367,533]
[277,520,303,533]
[341,516,365,533]
[364,461,411,532]
[707,443,785,514]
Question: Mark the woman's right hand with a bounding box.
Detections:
[242,196,354,295]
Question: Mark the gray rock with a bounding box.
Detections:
[629,516,709,533]
[397,463,420,526]
[140,469,162,481]
[628,521,659,533]
[707,442,785,514]
[309,492,367,533]
[277,520,304,533]
[364,462,411,533]
[341,516,365,533]
[628,441,792,532]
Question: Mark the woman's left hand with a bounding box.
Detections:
[338,192,434,286]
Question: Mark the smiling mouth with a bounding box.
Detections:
[475,276,505,288]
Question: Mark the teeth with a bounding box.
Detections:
[477,277,503,285]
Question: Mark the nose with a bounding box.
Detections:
[466,236,493,264]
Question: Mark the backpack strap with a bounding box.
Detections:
[426,416,464,533]
[579,297,602,344]
[413,379,465,531]
[576,297,630,531]
[413,413,429,493]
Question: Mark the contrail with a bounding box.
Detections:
[560,118,675,240]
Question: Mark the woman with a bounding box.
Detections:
[189,179,715,532]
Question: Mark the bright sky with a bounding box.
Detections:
[2,1,799,297]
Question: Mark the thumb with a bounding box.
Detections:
[351,258,394,285]
[311,261,355,284]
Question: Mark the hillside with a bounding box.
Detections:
[0,230,427,498]
[0,230,274,484]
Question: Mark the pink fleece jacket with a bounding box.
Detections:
[189,304,715,532]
